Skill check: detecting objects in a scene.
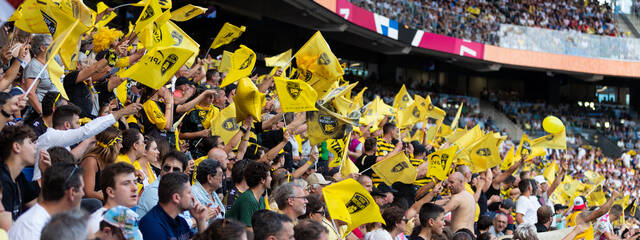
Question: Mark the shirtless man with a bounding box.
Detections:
[438,172,475,232]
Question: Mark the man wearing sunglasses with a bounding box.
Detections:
[136,151,188,218]
[9,163,85,240]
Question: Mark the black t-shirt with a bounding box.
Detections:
[63,71,93,118]
[486,184,501,199]
[535,222,549,232]
[355,154,377,177]
[0,164,40,220]
[30,117,48,137]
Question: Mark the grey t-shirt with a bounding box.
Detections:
[24,59,56,101]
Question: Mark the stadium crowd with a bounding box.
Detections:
[350,0,622,45]
[0,1,639,240]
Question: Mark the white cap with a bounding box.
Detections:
[533,175,547,185]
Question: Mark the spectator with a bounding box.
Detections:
[534,205,553,232]
[116,128,154,191]
[488,213,507,237]
[513,223,539,240]
[87,162,138,234]
[294,219,328,240]
[0,125,39,220]
[410,203,445,240]
[193,218,249,240]
[192,159,225,223]
[227,161,271,226]
[251,210,294,240]
[136,150,189,218]
[92,206,143,240]
[515,179,540,224]
[138,172,208,239]
[23,34,53,114]
[273,182,308,223]
[594,204,624,239]
[366,206,407,240]
[9,163,84,240]
[30,91,67,137]
[80,126,122,201]
[439,172,475,232]
[226,159,249,211]
[39,209,89,240]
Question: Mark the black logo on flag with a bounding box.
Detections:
[160,54,178,75]
[185,8,198,17]
[286,82,301,100]
[152,22,162,43]
[427,104,434,111]
[222,118,239,131]
[412,106,420,118]
[140,5,155,21]
[41,11,57,35]
[171,30,183,46]
[239,53,254,70]
[318,114,337,135]
[391,162,409,173]
[317,52,331,65]
[402,95,409,102]
[302,70,313,82]
[476,148,491,157]
[545,135,554,141]
[521,141,531,156]
[346,193,369,214]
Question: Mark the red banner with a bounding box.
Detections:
[335,0,375,32]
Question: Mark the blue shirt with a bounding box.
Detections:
[191,182,225,224]
[139,205,193,240]
[136,176,194,228]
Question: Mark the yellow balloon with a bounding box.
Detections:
[543,116,564,134]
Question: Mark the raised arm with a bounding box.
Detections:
[547,159,567,197]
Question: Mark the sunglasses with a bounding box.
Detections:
[163,165,182,172]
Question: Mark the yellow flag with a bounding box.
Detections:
[12,0,49,33]
[543,161,559,183]
[132,0,171,9]
[320,82,357,106]
[587,184,607,207]
[393,85,414,111]
[221,45,256,87]
[341,155,360,178]
[333,96,355,117]
[40,0,91,70]
[306,104,354,145]
[500,146,514,171]
[139,11,173,50]
[115,80,128,104]
[133,0,163,34]
[265,49,292,67]
[170,4,207,22]
[118,46,195,89]
[166,21,200,67]
[423,95,446,121]
[550,189,566,205]
[46,60,67,100]
[584,171,605,185]
[467,133,502,173]
[371,152,417,186]
[397,102,424,128]
[322,179,385,233]
[233,78,265,123]
[425,121,452,148]
[426,145,457,180]
[614,195,631,209]
[327,131,351,168]
[210,103,240,145]
[515,133,533,161]
[351,87,366,109]
[559,178,587,201]
[95,2,117,27]
[360,96,395,127]
[42,20,87,101]
[452,124,484,150]
[219,50,233,72]
[294,31,344,96]
[210,22,246,49]
[274,77,317,113]
[533,130,567,150]
[445,128,467,143]
[450,102,464,130]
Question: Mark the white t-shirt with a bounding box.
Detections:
[8,203,51,240]
[364,229,393,240]
[516,195,541,224]
[594,213,613,239]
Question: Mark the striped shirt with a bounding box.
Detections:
[376,137,395,157]
[409,158,432,186]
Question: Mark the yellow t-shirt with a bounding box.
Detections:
[115,154,152,193]
[143,100,167,131]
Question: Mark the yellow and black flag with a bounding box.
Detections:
[295,31,344,97]
[40,0,91,70]
[327,132,350,168]
[118,46,195,89]
[274,77,317,113]
[265,49,292,67]
[210,22,246,49]
[133,0,163,34]
[221,45,256,87]
[371,152,417,186]
[307,104,354,145]
[467,133,502,173]
[233,77,265,123]
[166,21,200,67]
[422,95,446,121]
[139,11,173,50]
[396,101,424,128]
[426,145,457,180]
[211,102,240,145]
[170,4,207,22]
[393,84,413,111]
[322,179,385,234]
[533,130,567,150]
[10,0,50,33]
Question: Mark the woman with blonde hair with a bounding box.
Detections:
[79,127,122,200]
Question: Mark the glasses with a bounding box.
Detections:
[290,195,308,200]
[163,165,182,172]
[64,165,79,185]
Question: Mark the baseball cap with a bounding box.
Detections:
[306,173,331,186]
[175,77,194,87]
[573,196,586,211]
[102,206,143,240]
[501,199,515,210]
[533,175,547,185]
